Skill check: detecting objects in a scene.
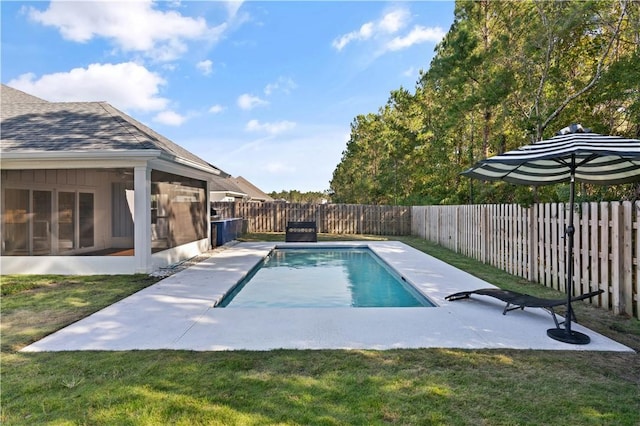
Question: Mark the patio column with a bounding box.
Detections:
[206,178,212,249]
[134,165,152,273]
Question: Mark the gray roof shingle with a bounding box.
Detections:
[233,176,274,201]
[1,84,224,175]
[1,84,49,104]
[210,175,246,193]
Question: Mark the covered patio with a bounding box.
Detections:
[1,84,229,274]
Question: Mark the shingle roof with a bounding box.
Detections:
[1,84,49,104]
[233,176,274,201]
[1,84,223,175]
[210,175,246,194]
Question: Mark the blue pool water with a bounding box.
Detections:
[218,248,434,308]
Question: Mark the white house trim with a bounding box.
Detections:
[0,255,138,275]
[134,165,152,273]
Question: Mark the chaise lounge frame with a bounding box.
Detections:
[445,288,604,328]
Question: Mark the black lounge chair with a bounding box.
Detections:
[285,221,317,242]
[445,288,603,328]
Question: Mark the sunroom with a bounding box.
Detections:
[1,85,224,274]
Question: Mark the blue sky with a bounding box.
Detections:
[2,1,455,193]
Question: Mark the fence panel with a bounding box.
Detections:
[409,202,639,320]
[212,202,411,236]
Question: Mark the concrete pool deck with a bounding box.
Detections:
[22,241,633,352]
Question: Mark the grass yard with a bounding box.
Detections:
[2,234,639,425]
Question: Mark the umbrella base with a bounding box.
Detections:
[547,328,590,345]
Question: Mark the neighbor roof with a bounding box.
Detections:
[232,176,274,201]
[210,175,246,194]
[0,84,226,176]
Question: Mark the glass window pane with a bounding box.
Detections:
[33,190,52,255]
[58,192,75,251]
[79,192,94,248]
[2,189,29,255]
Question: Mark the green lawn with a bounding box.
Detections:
[2,234,639,425]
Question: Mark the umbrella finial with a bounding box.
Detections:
[556,123,591,135]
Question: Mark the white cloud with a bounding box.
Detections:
[209,104,225,114]
[385,26,445,51]
[379,9,409,33]
[245,119,296,135]
[187,123,349,192]
[27,0,226,62]
[225,0,245,19]
[332,9,409,51]
[162,63,178,72]
[197,59,213,75]
[258,128,349,191]
[403,67,416,77]
[154,110,187,126]
[7,62,168,112]
[265,162,293,174]
[332,22,374,51]
[332,8,443,55]
[237,93,268,110]
[165,0,183,8]
[264,77,297,96]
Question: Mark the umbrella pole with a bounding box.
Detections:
[547,170,591,344]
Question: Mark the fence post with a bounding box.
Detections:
[589,202,600,299]
[622,201,633,315]
[581,202,590,297]
[481,206,487,263]
[551,203,567,293]
[636,201,640,319]
[455,206,460,253]
[572,202,581,299]
[600,202,610,310]
[274,203,280,232]
[611,202,622,314]
[528,206,535,282]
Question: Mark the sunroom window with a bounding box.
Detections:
[2,188,95,256]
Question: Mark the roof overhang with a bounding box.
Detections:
[210,190,247,197]
[1,150,224,183]
[0,150,163,169]
[157,151,223,176]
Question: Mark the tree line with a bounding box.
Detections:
[330,0,639,206]
[268,190,331,204]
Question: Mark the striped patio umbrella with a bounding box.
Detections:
[462,124,640,344]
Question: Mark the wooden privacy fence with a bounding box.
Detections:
[211,202,411,235]
[412,202,640,319]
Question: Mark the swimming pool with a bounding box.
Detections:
[218,247,435,308]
